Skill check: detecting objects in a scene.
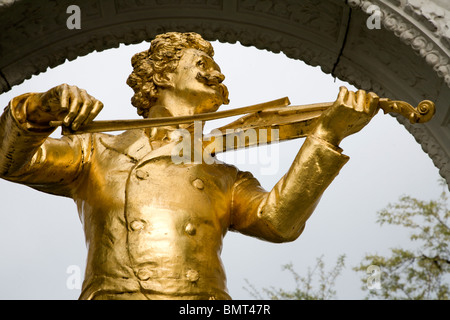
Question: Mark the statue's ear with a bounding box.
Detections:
[153,73,174,89]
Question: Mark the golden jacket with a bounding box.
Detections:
[0,93,349,299]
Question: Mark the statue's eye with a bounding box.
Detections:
[197,60,206,68]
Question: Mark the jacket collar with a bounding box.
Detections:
[97,101,208,162]
[98,127,201,163]
[98,129,152,162]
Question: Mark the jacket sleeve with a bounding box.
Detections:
[0,93,92,197]
[230,135,349,243]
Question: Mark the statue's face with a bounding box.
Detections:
[168,48,229,114]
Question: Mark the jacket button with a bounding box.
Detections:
[130,220,145,231]
[136,170,149,180]
[186,269,199,282]
[137,269,152,281]
[185,223,196,236]
[192,178,204,190]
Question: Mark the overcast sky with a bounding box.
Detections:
[0,40,444,300]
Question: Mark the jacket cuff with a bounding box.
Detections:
[308,134,344,155]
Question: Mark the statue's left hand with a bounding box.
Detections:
[312,87,379,147]
[26,84,104,131]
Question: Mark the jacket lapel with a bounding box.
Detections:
[98,129,152,163]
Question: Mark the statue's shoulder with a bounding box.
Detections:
[91,129,149,156]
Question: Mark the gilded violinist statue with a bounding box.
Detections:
[0,32,430,300]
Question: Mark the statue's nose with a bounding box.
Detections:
[207,70,225,84]
[216,72,225,83]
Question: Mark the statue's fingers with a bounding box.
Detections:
[356,90,366,113]
[81,100,103,127]
[345,90,356,110]
[63,86,82,127]
[71,90,93,130]
[337,86,348,105]
[366,92,380,116]
[59,83,70,112]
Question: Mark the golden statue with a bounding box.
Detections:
[0,32,435,300]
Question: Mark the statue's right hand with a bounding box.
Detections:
[27,84,104,131]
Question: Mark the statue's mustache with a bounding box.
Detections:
[196,72,230,105]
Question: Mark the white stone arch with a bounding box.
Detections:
[1,0,449,184]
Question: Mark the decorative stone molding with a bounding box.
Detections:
[346,0,450,185]
[0,0,349,93]
[349,0,450,88]
[0,0,19,9]
[236,0,345,40]
[397,115,450,183]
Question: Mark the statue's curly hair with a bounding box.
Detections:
[126,32,215,118]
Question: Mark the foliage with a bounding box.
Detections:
[354,180,450,300]
[245,181,450,300]
[244,255,346,300]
